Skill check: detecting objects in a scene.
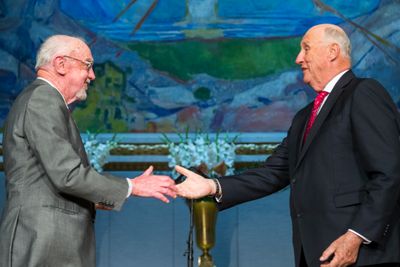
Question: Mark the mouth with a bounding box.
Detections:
[84,81,90,90]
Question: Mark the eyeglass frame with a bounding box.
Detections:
[63,55,94,70]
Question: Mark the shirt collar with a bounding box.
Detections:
[322,69,349,94]
[37,77,69,108]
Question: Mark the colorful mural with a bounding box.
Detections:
[0,0,399,133]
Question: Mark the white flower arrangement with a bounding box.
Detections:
[83,132,118,172]
[163,133,237,178]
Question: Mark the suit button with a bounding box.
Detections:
[297,213,302,218]
[291,179,296,184]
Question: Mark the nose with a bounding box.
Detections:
[88,67,95,80]
[295,50,304,65]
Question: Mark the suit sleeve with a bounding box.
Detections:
[349,79,400,244]
[218,135,291,210]
[24,87,128,210]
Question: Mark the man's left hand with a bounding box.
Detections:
[320,231,363,267]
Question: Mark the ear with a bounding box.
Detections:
[53,56,67,75]
[328,43,340,61]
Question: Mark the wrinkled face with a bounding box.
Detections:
[295,27,330,92]
[62,41,95,104]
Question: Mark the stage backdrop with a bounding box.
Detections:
[0,0,399,133]
[0,1,400,266]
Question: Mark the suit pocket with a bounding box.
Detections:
[334,190,366,208]
[42,200,79,215]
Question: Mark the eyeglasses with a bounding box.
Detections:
[63,55,94,70]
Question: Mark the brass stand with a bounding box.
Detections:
[193,197,218,267]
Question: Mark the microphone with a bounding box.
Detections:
[174,166,209,184]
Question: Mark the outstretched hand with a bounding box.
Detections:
[175,165,216,199]
[130,166,177,203]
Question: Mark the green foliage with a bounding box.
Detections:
[128,37,300,80]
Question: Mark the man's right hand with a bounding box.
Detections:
[130,166,177,203]
[175,165,216,199]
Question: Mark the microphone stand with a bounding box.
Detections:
[186,198,194,267]
[176,173,194,267]
[177,167,208,267]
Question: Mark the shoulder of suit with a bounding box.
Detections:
[352,78,392,103]
[353,78,385,93]
[17,79,60,98]
[33,80,65,100]
[21,80,67,112]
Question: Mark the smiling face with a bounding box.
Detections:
[62,40,96,104]
[295,26,331,92]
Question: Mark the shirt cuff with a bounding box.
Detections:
[126,178,133,198]
[213,178,223,203]
[348,229,372,244]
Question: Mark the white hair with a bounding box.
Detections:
[35,35,87,70]
[324,26,351,60]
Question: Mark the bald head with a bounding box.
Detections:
[307,24,351,60]
[35,35,89,70]
[295,24,352,91]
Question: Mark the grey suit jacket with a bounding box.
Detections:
[0,79,129,267]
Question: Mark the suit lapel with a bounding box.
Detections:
[68,114,90,166]
[294,71,355,172]
[290,104,312,165]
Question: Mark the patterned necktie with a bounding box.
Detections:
[303,91,329,142]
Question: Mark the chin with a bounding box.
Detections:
[301,74,309,83]
[76,90,87,101]
[303,78,310,85]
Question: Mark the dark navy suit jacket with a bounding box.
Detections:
[218,71,400,266]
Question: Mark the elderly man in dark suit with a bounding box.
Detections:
[175,24,400,267]
[0,35,177,267]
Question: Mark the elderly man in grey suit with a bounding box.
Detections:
[0,35,177,267]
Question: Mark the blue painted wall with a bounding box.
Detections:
[1,0,399,133]
[1,0,398,265]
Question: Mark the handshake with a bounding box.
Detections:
[96,165,217,210]
[129,165,218,203]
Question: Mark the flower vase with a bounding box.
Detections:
[193,196,218,267]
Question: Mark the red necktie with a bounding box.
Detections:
[303,91,329,142]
